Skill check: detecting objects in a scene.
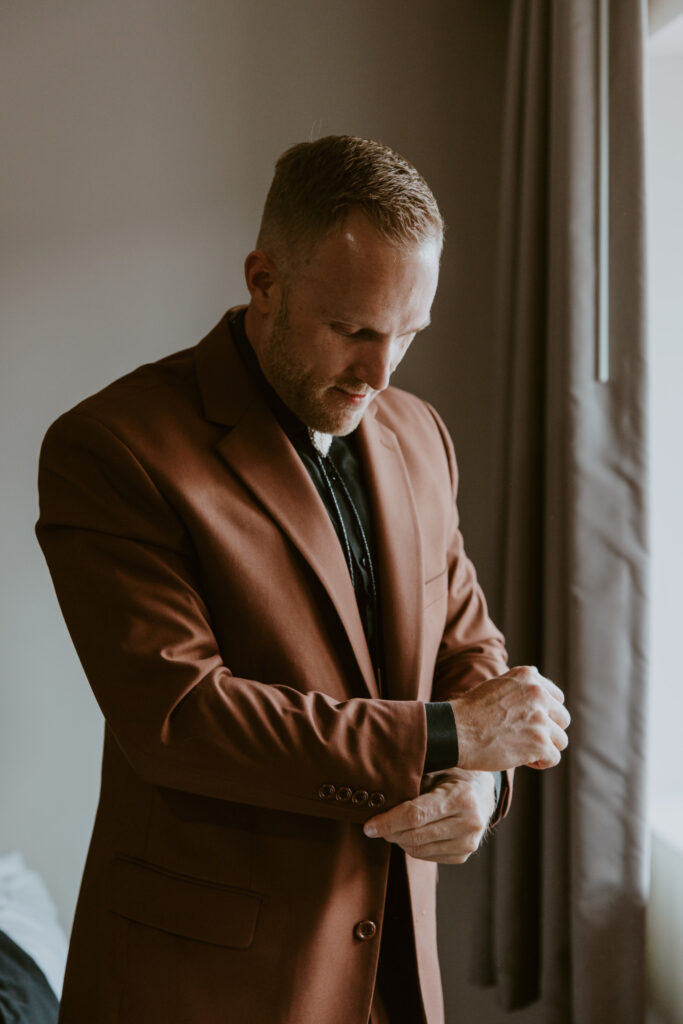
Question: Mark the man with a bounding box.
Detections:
[36,136,569,1024]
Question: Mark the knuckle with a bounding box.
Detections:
[407,805,425,829]
[527,680,544,701]
[460,789,477,813]
[464,834,480,855]
[538,747,561,769]
[516,665,536,683]
[464,809,486,833]
[531,725,547,746]
[474,810,488,833]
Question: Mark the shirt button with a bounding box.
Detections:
[368,792,385,808]
[354,920,377,941]
[360,555,369,568]
[335,785,352,802]
[318,783,336,800]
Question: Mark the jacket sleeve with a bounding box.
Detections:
[36,410,427,823]
[424,403,514,820]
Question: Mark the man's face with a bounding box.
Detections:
[256,211,441,435]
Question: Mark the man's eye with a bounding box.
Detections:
[332,324,364,339]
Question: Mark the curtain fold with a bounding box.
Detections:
[467,2,649,1021]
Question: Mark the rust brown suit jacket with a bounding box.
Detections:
[36,312,509,1024]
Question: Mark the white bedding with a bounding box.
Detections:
[0,852,68,999]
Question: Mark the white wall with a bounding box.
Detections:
[646,44,683,806]
[650,0,683,33]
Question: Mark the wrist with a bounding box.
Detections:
[448,696,476,769]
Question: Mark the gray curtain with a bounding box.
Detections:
[465,1,649,1021]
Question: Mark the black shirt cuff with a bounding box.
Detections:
[424,701,459,773]
[424,703,503,819]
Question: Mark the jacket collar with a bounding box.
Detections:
[194,309,258,427]
[193,311,423,703]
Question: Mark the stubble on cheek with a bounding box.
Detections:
[262,306,366,434]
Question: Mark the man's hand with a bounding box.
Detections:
[362,768,497,864]
[450,665,570,772]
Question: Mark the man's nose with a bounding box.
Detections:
[351,340,395,392]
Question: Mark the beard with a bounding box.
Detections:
[258,293,372,436]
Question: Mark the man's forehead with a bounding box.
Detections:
[300,210,441,264]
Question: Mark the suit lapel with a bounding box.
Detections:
[357,410,424,702]
[195,314,379,699]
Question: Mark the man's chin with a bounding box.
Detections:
[315,407,367,437]
[293,389,375,436]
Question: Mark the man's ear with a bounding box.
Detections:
[244,250,279,313]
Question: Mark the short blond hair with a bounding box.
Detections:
[257,135,444,265]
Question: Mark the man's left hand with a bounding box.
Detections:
[362,768,497,864]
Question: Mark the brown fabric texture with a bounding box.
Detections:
[460,1,649,1021]
[36,314,509,1024]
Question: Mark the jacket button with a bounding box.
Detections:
[336,785,352,802]
[351,789,369,805]
[354,920,377,941]
[318,783,336,800]
[368,792,385,808]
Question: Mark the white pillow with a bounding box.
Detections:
[0,851,68,999]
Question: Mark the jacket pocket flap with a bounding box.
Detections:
[108,856,261,949]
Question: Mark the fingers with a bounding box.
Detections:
[509,666,571,731]
[548,700,571,731]
[365,800,488,864]
[455,665,570,772]
[366,808,487,863]
[508,665,566,705]
[521,713,569,769]
[524,667,571,740]
[395,838,481,864]
[548,717,569,752]
[363,790,447,839]
[501,663,573,770]
[363,774,493,859]
[525,671,571,733]
[526,749,560,770]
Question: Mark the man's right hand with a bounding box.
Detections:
[449,666,570,772]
